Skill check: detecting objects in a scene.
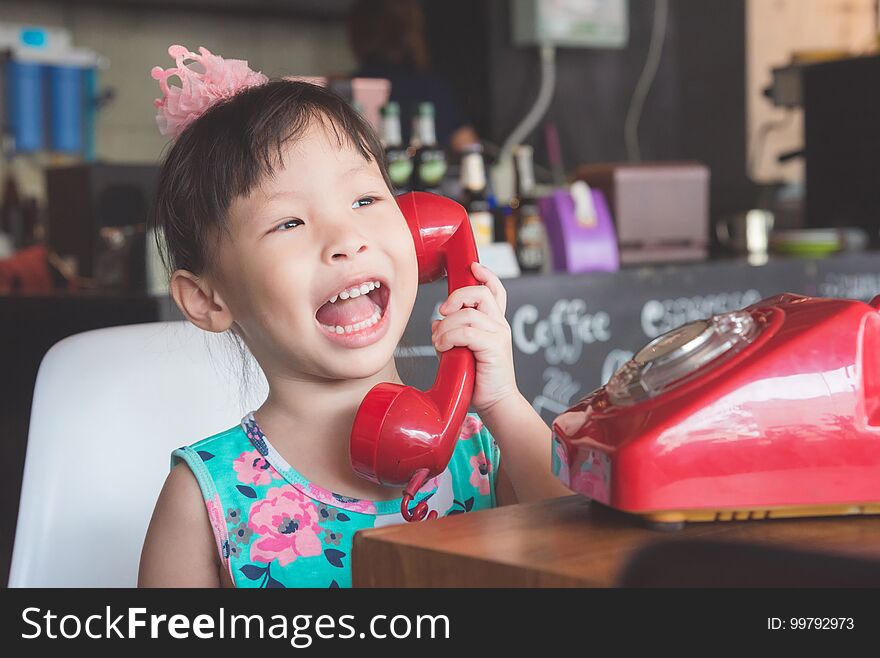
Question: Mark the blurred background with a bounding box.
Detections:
[1,0,879,584]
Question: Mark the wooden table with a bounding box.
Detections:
[351,495,880,587]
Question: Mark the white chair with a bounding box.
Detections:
[9,321,268,587]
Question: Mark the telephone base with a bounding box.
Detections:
[636,502,880,529]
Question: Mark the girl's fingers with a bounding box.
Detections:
[433,309,504,353]
[433,324,504,353]
[439,280,504,322]
[470,261,507,316]
[433,307,501,338]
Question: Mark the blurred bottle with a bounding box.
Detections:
[21,197,39,247]
[410,102,447,194]
[459,144,493,247]
[495,205,517,252]
[482,168,512,248]
[1,170,26,250]
[513,145,547,274]
[380,102,413,193]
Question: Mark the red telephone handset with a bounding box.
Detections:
[349,192,479,522]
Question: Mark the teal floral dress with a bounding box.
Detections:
[171,412,500,588]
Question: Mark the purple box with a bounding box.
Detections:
[539,187,619,274]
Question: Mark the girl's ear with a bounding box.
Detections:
[170,269,234,333]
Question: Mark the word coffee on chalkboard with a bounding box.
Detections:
[510,299,612,365]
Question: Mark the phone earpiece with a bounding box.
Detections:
[349,192,480,521]
[396,191,480,289]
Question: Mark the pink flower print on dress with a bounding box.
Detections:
[306,483,377,514]
[247,485,323,567]
[204,495,226,551]
[151,44,268,139]
[459,414,484,441]
[469,451,493,495]
[204,494,235,581]
[233,449,282,486]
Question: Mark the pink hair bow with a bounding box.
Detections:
[151,44,268,139]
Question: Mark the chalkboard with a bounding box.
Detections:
[398,253,880,426]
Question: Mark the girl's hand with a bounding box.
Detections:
[431,261,519,416]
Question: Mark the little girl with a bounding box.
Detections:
[138,46,569,588]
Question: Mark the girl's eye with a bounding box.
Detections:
[274,218,304,232]
[352,196,377,209]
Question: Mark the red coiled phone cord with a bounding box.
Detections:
[400,468,438,522]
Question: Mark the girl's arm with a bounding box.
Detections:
[138,463,222,587]
[482,393,572,505]
[432,262,572,507]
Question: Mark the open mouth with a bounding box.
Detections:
[315,278,391,336]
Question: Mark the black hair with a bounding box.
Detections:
[152,79,393,276]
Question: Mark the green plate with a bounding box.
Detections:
[771,241,840,257]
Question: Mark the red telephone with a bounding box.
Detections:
[349,192,479,522]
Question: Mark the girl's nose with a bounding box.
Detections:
[331,242,368,261]
[324,228,369,263]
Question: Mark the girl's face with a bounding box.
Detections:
[212,121,418,382]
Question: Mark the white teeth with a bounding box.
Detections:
[327,280,383,304]
[320,309,382,337]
